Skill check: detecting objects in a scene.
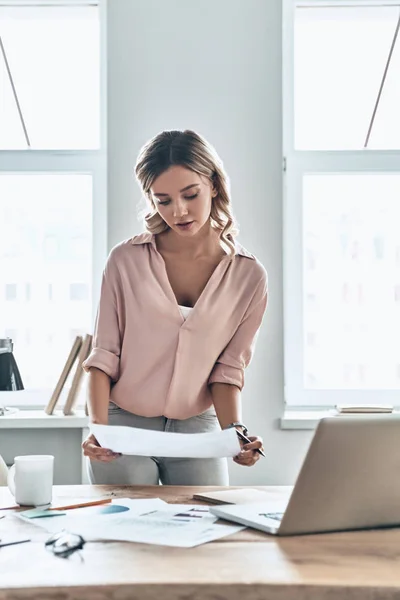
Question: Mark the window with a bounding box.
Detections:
[0,3,100,149]
[284,0,400,407]
[0,1,107,409]
[43,236,59,260]
[294,4,400,150]
[4,329,17,344]
[5,283,17,301]
[69,282,89,302]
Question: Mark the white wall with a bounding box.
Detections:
[107,0,313,485]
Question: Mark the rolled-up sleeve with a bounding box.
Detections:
[82,258,121,381]
[208,278,267,390]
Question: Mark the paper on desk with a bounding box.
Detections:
[91,423,241,458]
[53,507,243,547]
[16,498,168,534]
[17,499,245,547]
[77,517,245,547]
[142,504,219,525]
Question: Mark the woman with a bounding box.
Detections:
[82,130,267,485]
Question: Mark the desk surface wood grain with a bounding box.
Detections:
[1,484,400,600]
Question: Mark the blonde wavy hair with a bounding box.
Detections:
[134,130,238,255]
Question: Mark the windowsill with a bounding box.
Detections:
[280,409,334,430]
[281,408,400,430]
[2,406,398,431]
[0,409,89,429]
[0,389,87,411]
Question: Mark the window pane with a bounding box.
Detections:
[5,283,17,301]
[0,5,100,149]
[0,174,92,390]
[295,6,400,150]
[303,173,400,389]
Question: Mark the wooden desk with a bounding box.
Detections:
[1,485,400,600]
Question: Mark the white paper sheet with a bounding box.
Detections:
[76,518,245,547]
[17,498,168,534]
[18,499,245,547]
[141,504,219,525]
[91,423,241,458]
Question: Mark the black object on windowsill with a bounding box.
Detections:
[0,338,24,391]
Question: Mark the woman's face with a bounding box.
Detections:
[150,165,216,236]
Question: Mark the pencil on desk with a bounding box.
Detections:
[0,498,112,512]
[48,498,112,511]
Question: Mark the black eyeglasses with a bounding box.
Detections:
[45,530,85,559]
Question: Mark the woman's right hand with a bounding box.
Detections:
[82,433,121,462]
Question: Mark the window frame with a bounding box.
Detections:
[0,0,107,410]
[283,0,400,408]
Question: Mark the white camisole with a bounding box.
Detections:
[179,305,193,320]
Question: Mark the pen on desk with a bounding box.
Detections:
[48,498,112,511]
[0,498,113,512]
[0,538,31,548]
[236,429,266,458]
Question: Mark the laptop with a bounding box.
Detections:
[210,414,400,535]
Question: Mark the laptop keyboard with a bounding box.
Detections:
[259,512,284,522]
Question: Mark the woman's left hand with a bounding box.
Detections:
[233,434,264,467]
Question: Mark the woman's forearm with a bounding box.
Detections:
[87,367,111,424]
[210,382,242,430]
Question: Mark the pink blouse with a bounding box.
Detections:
[82,233,268,419]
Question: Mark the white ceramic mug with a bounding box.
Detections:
[7,455,54,506]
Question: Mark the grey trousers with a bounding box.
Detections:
[88,403,229,486]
